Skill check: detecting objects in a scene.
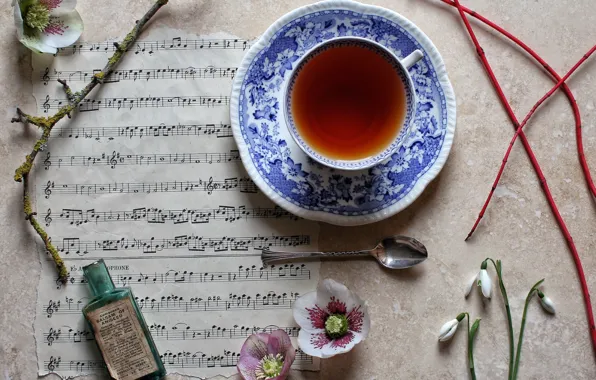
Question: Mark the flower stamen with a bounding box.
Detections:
[325,313,349,339]
[255,353,284,380]
[25,4,51,31]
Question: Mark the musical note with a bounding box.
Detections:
[40,66,238,83]
[44,291,302,316]
[57,264,310,288]
[42,177,258,197]
[54,234,310,256]
[46,205,297,227]
[57,38,251,55]
[44,350,310,373]
[41,95,230,112]
[44,324,300,344]
[44,208,52,227]
[50,122,233,141]
[43,150,241,169]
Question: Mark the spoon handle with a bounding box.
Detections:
[261,249,371,265]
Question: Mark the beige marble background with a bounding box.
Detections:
[1,0,596,379]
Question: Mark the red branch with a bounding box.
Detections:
[449,0,596,355]
[438,0,596,202]
[468,44,596,240]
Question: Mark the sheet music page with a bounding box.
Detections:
[32,28,320,379]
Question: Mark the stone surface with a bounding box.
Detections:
[1,0,596,379]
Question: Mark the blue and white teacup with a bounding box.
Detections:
[284,37,423,171]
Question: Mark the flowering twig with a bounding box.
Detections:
[448,0,596,355]
[11,0,169,282]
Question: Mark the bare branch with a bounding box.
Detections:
[11,0,169,282]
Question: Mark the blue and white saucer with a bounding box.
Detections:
[230,0,456,226]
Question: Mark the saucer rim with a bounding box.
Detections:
[230,0,457,226]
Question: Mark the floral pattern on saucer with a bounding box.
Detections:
[232,0,456,225]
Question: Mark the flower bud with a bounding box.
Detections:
[538,290,555,314]
[464,274,478,298]
[438,318,460,342]
[478,269,492,299]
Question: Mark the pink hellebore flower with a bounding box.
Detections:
[293,279,370,358]
[13,0,83,54]
[237,329,295,380]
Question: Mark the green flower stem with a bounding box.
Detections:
[467,315,481,380]
[512,279,544,380]
[486,258,515,380]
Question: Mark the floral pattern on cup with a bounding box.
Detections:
[232,1,455,224]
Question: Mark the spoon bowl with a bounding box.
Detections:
[261,235,427,269]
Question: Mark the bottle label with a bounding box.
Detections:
[88,298,158,380]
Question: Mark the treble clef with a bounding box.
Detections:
[45,208,52,227]
[46,327,59,346]
[46,300,59,318]
[44,181,53,199]
[109,150,118,169]
[47,356,61,371]
[42,95,50,113]
[206,176,215,194]
[43,151,51,170]
[42,67,50,85]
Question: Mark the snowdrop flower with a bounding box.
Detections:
[293,279,370,358]
[13,0,83,54]
[465,260,492,299]
[438,313,466,342]
[537,290,555,314]
[464,274,478,298]
[237,329,295,380]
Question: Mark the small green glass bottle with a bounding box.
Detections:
[82,260,166,380]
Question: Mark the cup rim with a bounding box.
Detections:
[283,36,417,171]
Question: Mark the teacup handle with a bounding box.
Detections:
[400,49,424,69]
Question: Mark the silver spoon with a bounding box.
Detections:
[261,235,427,269]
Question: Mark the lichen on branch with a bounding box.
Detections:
[12,0,169,283]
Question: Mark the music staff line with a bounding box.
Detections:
[42,177,258,198]
[45,291,300,318]
[43,150,240,170]
[45,350,311,372]
[44,324,299,345]
[57,37,251,55]
[50,122,233,141]
[42,66,238,84]
[56,264,310,289]
[54,234,310,256]
[41,94,230,113]
[44,205,297,228]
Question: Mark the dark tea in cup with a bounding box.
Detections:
[285,38,422,170]
[290,43,406,161]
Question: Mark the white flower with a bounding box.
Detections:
[464,274,477,298]
[293,279,370,358]
[438,313,466,342]
[14,0,83,54]
[478,269,492,299]
[466,261,492,299]
[538,291,555,314]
